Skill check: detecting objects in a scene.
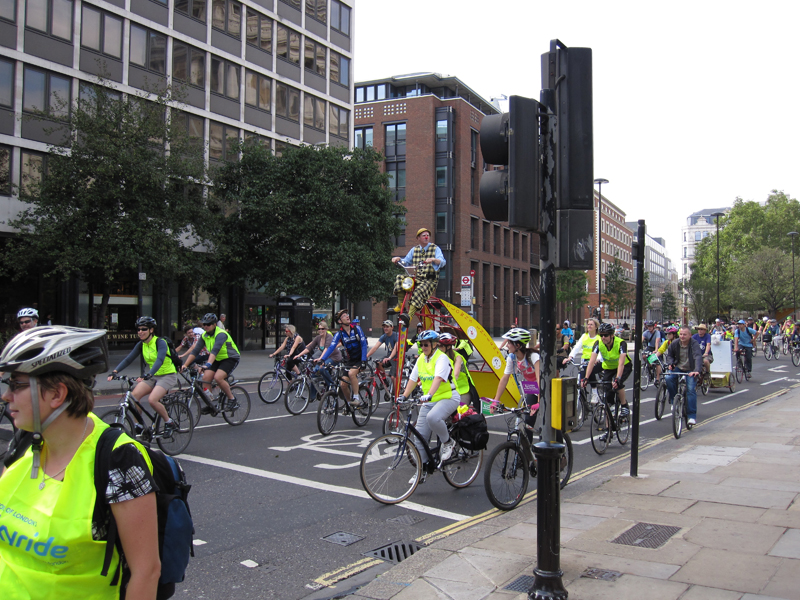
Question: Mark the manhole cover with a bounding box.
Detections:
[611,522,681,549]
[582,568,622,581]
[504,575,535,592]
[387,514,426,526]
[322,532,364,546]
[363,541,423,564]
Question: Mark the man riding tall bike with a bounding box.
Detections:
[388,227,445,327]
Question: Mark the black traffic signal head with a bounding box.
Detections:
[479,95,541,231]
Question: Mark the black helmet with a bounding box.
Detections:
[598,323,615,336]
[200,313,218,325]
[335,309,349,323]
[136,316,156,328]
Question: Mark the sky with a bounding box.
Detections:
[353,0,800,266]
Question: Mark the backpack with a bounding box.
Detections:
[161,336,184,369]
[451,413,489,451]
[95,426,194,600]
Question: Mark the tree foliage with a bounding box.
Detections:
[209,142,403,304]
[1,79,208,326]
[661,289,679,322]
[603,257,633,319]
[556,270,588,311]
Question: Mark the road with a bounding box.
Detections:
[83,348,799,599]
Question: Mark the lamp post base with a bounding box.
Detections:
[529,569,568,600]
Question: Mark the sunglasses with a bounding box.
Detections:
[317,327,326,330]
[19,319,32,325]
[2,378,30,392]
[420,342,432,347]
[137,327,151,332]
[601,333,613,338]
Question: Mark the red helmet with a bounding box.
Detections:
[665,326,678,334]
[438,332,457,346]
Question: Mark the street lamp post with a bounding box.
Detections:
[594,178,609,310]
[711,212,725,321]
[789,232,799,320]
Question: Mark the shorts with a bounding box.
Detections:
[209,357,239,375]
[343,359,362,370]
[703,354,714,364]
[379,359,397,378]
[601,361,633,386]
[140,372,178,391]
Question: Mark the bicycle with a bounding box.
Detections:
[257,355,293,404]
[782,333,790,356]
[361,358,394,410]
[734,349,751,383]
[640,350,661,391]
[316,363,374,435]
[483,398,573,510]
[168,368,251,427]
[763,334,778,361]
[284,357,326,415]
[359,397,483,505]
[563,358,595,432]
[588,378,630,455]
[654,373,669,420]
[699,362,711,396]
[667,371,694,439]
[99,375,193,456]
[792,339,800,367]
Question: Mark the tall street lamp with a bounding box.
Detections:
[711,211,725,321]
[789,232,799,320]
[594,178,609,309]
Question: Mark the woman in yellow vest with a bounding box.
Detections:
[438,333,475,409]
[396,330,460,472]
[563,318,600,403]
[582,322,632,416]
[0,326,160,599]
[108,316,178,434]
[182,313,241,408]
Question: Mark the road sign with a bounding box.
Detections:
[461,276,472,286]
[460,289,472,307]
[470,269,475,276]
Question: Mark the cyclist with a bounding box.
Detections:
[107,316,178,434]
[563,317,600,404]
[656,326,678,359]
[763,318,780,354]
[692,323,713,376]
[665,325,703,425]
[491,328,540,440]
[16,307,39,333]
[582,322,632,419]
[733,319,757,376]
[317,309,367,407]
[791,322,800,351]
[182,312,241,409]
[177,323,209,364]
[439,332,477,409]
[388,227,446,325]
[0,326,159,598]
[561,320,574,345]
[366,320,399,390]
[396,330,459,473]
[269,324,305,379]
[294,320,340,390]
[642,320,661,354]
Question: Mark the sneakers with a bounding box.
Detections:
[439,438,456,465]
[688,417,696,425]
[163,420,176,436]
[620,406,630,417]
[590,392,599,404]
[408,470,427,486]
[349,396,365,408]
[386,306,400,315]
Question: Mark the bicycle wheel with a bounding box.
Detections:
[443,441,483,488]
[655,381,668,420]
[735,360,743,383]
[616,410,630,446]
[222,386,251,426]
[672,392,684,439]
[764,344,773,361]
[784,337,790,355]
[382,407,408,438]
[744,361,752,380]
[640,364,650,391]
[317,391,339,435]
[483,441,529,511]
[560,433,574,490]
[360,434,421,504]
[351,386,372,427]
[258,372,283,404]
[685,398,694,430]
[156,400,194,456]
[0,406,17,462]
[700,371,710,396]
[285,377,310,415]
[98,408,136,436]
[590,405,611,455]
[571,388,586,432]
[793,348,800,367]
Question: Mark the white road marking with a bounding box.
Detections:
[572,417,657,445]
[768,366,788,372]
[761,377,787,386]
[702,388,750,404]
[179,454,469,521]
[241,560,259,568]
[193,539,207,546]
[194,412,302,430]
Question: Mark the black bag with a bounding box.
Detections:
[161,336,184,369]
[451,413,489,451]
[95,427,194,600]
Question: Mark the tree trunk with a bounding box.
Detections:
[98,282,111,330]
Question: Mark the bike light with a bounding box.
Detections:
[401,277,415,291]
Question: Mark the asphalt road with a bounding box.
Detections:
[5,345,791,599]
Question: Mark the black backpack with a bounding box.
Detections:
[451,413,490,451]
[95,426,194,600]
[161,337,184,369]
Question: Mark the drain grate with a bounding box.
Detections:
[504,575,535,592]
[322,531,365,547]
[581,567,622,581]
[611,522,681,549]
[363,541,423,564]
[387,514,426,526]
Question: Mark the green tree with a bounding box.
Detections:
[661,289,678,322]
[683,273,716,324]
[209,141,402,303]
[556,270,588,312]
[2,79,208,327]
[603,257,633,320]
[730,248,792,317]
[642,270,653,314]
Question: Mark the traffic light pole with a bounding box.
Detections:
[529,87,568,600]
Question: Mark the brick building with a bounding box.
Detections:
[354,73,540,336]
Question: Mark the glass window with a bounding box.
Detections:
[246,11,272,53]
[275,82,299,121]
[27,0,72,39]
[305,0,326,23]
[355,87,364,103]
[330,52,349,86]
[210,56,238,99]
[0,58,13,107]
[175,0,206,22]
[276,24,300,64]
[81,6,100,50]
[23,67,46,112]
[304,40,325,76]
[303,94,324,130]
[208,121,239,160]
[331,0,349,35]
[129,26,166,73]
[354,127,372,150]
[51,0,71,39]
[0,0,15,22]
[149,32,166,73]
[103,15,122,58]
[436,212,446,233]
[436,119,447,142]
[21,151,44,197]
[26,0,48,31]
[0,144,10,195]
[245,70,270,111]
[377,84,387,100]
[212,0,241,37]
[173,42,205,88]
[435,166,447,187]
[130,25,147,67]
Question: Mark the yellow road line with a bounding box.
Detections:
[313,557,385,587]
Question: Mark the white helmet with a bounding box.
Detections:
[763,316,769,322]
[502,328,531,345]
[17,307,38,319]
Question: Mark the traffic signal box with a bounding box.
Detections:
[551,377,578,433]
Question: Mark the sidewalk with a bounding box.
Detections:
[347,385,800,600]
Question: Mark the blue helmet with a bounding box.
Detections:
[418,330,440,342]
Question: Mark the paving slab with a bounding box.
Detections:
[560,548,680,580]
[641,461,718,474]
[613,507,701,529]
[642,468,728,484]
[683,518,785,555]
[598,475,679,495]
[560,512,608,530]
[679,585,743,600]
[768,528,800,559]
[718,462,800,481]
[561,501,625,518]
[660,480,796,510]
[572,489,697,513]
[429,524,506,552]
[761,557,800,599]
[683,501,767,523]
[460,549,531,588]
[670,548,782,593]
[500,522,537,541]
[564,573,688,600]
[423,554,493,587]
[424,577,494,600]
[390,578,450,600]
[740,595,790,600]
[471,535,537,558]
[758,508,800,529]
[720,476,800,493]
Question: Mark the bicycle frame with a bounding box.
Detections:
[389,405,456,474]
[108,377,163,436]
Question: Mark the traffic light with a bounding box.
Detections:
[479,95,540,231]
